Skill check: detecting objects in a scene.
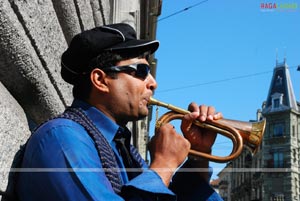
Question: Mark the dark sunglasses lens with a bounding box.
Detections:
[135,64,149,79]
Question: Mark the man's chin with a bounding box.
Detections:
[137,110,149,119]
[140,113,148,119]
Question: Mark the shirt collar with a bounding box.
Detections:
[71,99,120,143]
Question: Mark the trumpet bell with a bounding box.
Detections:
[220,118,266,154]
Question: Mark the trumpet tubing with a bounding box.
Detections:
[149,97,266,163]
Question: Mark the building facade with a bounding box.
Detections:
[0,0,161,195]
[230,148,254,201]
[218,162,232,201]
[218,59,300,201]
[261,60,300,201]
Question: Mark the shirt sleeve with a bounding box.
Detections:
[169,161,224,201]
[121,169,176,200]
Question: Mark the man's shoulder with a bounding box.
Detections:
[36,117,84,132]
[30,117,89,147]
[27,117,95,156]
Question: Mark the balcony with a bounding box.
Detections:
[265,136,288,145]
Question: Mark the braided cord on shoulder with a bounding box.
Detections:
[59,107,123,193]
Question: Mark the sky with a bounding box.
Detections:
[148,0,300,180]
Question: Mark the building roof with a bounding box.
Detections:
[263,59,299,114]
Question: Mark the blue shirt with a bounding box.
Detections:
[16,99,222,201]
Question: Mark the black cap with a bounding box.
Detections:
[61,23,159,84]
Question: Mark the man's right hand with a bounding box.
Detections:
[148,123,190,186]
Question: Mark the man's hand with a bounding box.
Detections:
[179,103,223,181]
[148,123,190,186]
[181,103,223,154]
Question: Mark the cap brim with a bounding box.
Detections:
[107,39,159,55]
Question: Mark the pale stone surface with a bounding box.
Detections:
[0,82,31,191]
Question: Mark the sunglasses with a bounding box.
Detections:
[102,63,150,80]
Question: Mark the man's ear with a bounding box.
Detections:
[90,68,109,92]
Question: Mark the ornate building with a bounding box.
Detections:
[218,59,300,201]
[261,59,300,201]
[0,0,162,195]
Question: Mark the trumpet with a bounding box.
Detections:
[149,97,266,163]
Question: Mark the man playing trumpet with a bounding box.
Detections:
[16,23,223,201]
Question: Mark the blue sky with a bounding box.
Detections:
[149,0,300,180]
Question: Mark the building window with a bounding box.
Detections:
[275,75,282,86]
[273,99,280,108]
[271,93,283,109]
[273,152,284,168]
[292,125,295,137]
[273,123,284,137]
[292,149,298,163]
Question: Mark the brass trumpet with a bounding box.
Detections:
[149,97,266,163]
